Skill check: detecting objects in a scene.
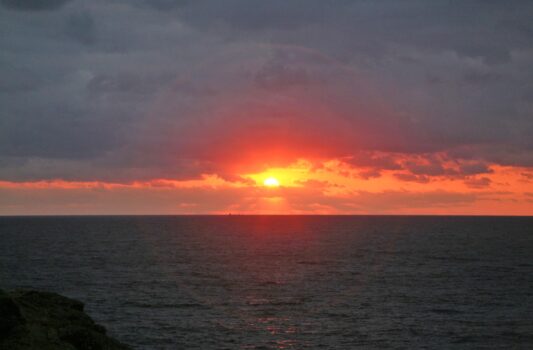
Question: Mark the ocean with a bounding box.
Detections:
[1,216,532,349]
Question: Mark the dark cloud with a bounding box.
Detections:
[394,174,430,184]
[346,153,494,180]
[178,0,338,31]
[1,0,70,11]
[346,152,402,171]
[143,0,192,11]
[357,169,382,180]
[459,162,493,176]
[402,159,449,177]
[0,0,532,181]
[464,177,491,189]
[65,12,96,45]
[254,61,315,90]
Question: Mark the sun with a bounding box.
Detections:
[263,177,280,187]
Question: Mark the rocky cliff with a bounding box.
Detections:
[0,289,130,350]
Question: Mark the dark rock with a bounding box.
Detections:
[0,289,130,350]
[0,290,24,337]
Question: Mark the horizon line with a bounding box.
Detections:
[1,214,532,218]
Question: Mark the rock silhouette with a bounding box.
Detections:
[0,289,130,350]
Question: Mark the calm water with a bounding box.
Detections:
[1,216,532,349]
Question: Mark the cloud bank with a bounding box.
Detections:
[1,0,532,213]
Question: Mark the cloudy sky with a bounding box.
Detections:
[1,0,532,214]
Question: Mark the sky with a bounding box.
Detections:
[1,0,532,215]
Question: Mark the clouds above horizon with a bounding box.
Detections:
[1,0,533,185]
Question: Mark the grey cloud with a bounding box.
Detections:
[176,0,533,64]
[347,152,402,171]
[459,162,493,176]
[87,72,173,95]
[464,177,491,189]
[143,0,192,11]
[0,0,532,181]
[65,12,96,45]
[177,0,339,31]
[357,169,382,180]
[394,174,430,184]
[403,160,449,177]
[0,66,41,93]
[1,0,70,11]
[462,70,500,85]
[254,61,315,90]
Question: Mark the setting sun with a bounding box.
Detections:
[263,177,280,187]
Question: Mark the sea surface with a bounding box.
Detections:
[1,216,532,349]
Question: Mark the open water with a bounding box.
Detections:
[1,216,532,349]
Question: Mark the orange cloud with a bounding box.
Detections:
[1,158,531,215]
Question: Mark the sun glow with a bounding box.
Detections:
[263,177,280,187]
[245,159,314,188]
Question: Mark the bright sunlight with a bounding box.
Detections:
[263,177,280,187]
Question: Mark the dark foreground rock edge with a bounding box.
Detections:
[0,289,131,350]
